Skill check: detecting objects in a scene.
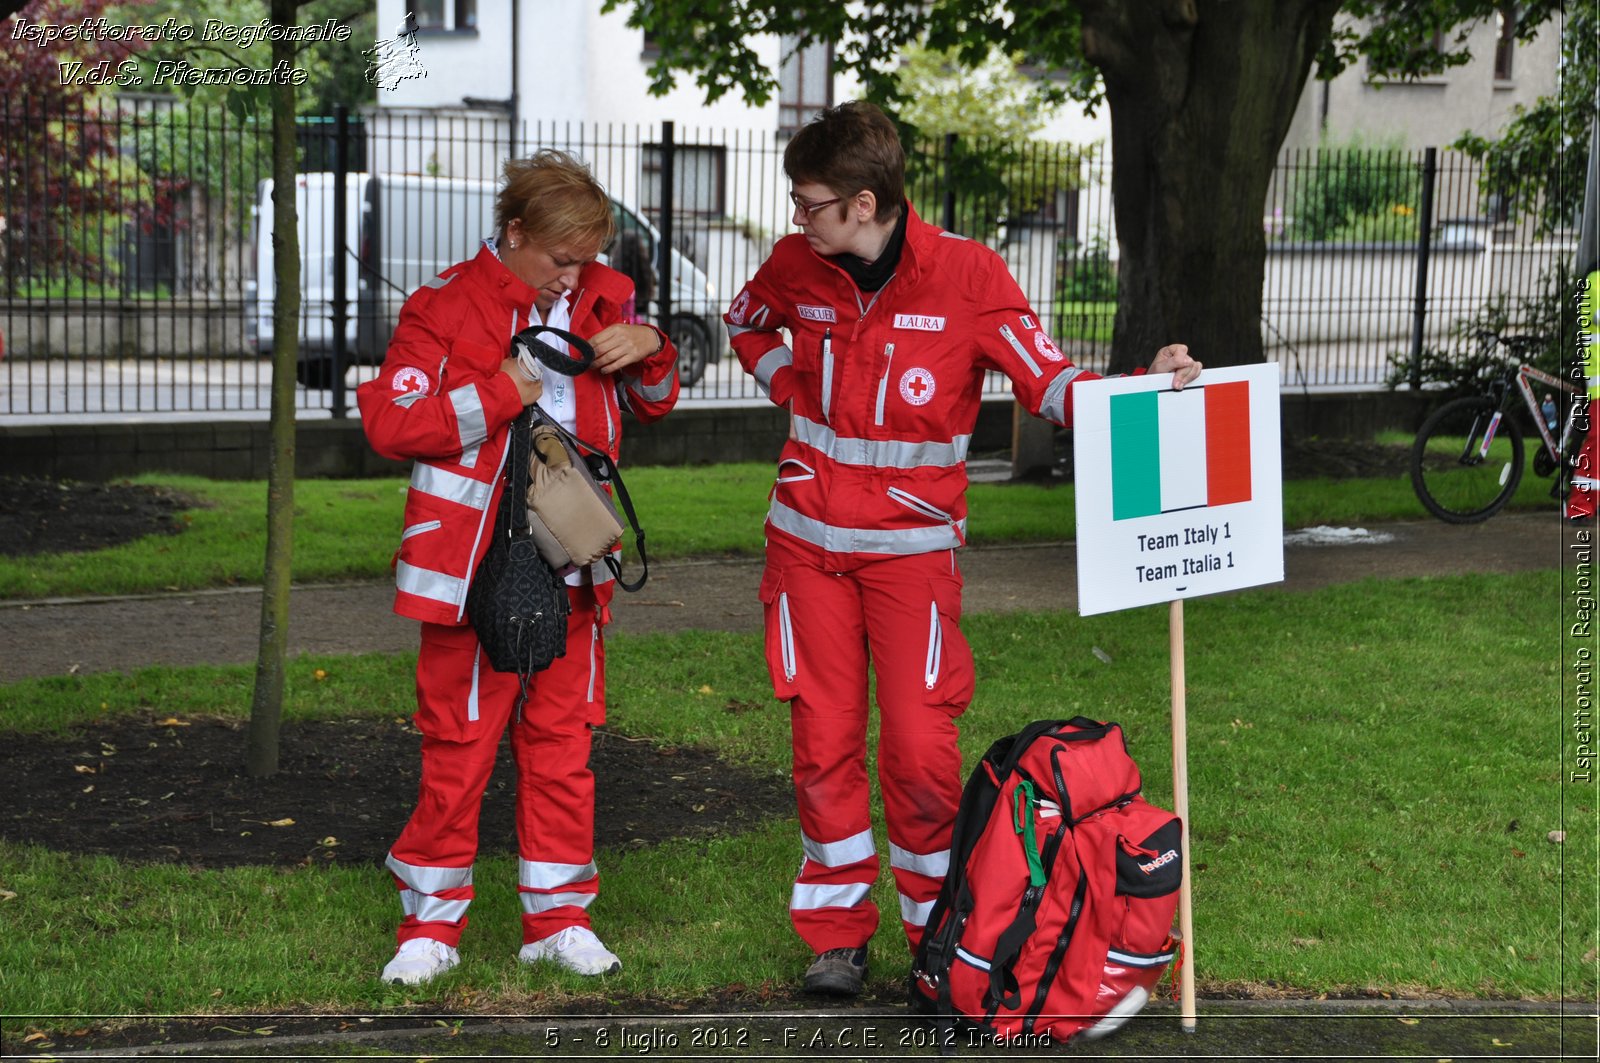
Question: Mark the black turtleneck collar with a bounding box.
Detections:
[830,208,907,292]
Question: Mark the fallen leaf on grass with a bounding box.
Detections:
[1491,1038,1514,1047]
[23,1032,45,1043]
[1397,1017,1420,1025]
[0,889,18,902]
[319,836,340,847]
[697,684,714,694]
[1510,849,1526,859]
[73,765,96,774]
[1290,937,1321,948]
[268,818,295,827]
[1547,830,1566,844]
[1583,947,1598,965]
[156,717,189,726]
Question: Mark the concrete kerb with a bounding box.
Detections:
[35,999,1598,1059]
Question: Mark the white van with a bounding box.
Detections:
[247,172,726,388]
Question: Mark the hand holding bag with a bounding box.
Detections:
[466,406,570,677]
[511,324,651,592]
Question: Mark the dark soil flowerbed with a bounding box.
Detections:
[0,476,195,557]
[0,714,793,869]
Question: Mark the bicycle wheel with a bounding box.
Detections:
[1410,397,1525,523]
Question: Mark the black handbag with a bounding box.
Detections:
[466,405,571,676]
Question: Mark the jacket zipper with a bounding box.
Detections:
[777,591,797,682]
[874,342,895,425]
[924,600,942,690]
[886,485,966,546]
[820,328,834,421]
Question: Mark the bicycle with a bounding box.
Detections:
[1409,330,1584,524]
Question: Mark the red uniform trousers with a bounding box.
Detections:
[387,586,607,948]
[759,534,975,956]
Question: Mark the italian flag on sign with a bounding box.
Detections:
[1110,381,1252,520]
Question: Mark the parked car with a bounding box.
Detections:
[247,172,726,388]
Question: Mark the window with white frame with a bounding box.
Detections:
[414,0,477,32]
[778,35,833,137]
[1493,6,1515,80]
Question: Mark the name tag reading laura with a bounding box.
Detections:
[893,314,946,332]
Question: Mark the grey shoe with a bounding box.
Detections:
[803,946,868,996]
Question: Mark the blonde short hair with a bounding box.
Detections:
[496,149,615,253]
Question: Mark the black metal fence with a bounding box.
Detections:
[0,97,1574,419]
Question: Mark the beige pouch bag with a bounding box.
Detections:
[525,424,624,570]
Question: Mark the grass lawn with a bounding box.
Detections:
[1,570,1592,1019]
[0,463,1563,601]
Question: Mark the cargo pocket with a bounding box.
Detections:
[924,578,974,715]
[758,567,800,702]
[414,624,484,743]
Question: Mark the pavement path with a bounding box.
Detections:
[0,512,1578,684]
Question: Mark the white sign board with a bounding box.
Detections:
[1073,363,1283,616]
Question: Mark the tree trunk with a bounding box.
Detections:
[1079,0,1341,371]
[246,0,303,778]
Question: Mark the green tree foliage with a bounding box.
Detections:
[610,0,1563,371]
[1453,3,1593,237]
[894,43,1093,243]
[0,0,155,292]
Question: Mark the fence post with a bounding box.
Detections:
[656,121,675,333]
[331,104,350,418]
[942,132,957,233]
[1408,146,1438,391]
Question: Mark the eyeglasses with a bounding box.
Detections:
[790,192,843,220]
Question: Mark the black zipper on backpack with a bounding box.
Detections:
[1022,860,1088,1034]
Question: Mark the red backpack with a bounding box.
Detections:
[909,718,1182,1044]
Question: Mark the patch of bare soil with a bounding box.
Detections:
[0,476,196,557]
[0,714,793,869]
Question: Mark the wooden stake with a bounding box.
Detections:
[1170,598,1197,1032]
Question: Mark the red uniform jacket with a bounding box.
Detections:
[725,204,1097,566]
[359,244,679,625]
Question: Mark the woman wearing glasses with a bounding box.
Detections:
[725,101,1199,997]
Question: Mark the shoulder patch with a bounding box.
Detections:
[422,273,456,291]
[390,366,431,395]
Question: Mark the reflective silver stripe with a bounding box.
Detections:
[899,893,936,926]
[924,600,942,690]
[386,852,473,893]
[518,859,599,890]
[955,946,992,971]
[398,890,470,924]
[411,462,495,511]
[519,890,597,914]
[448,383,489,466]
[392,391,426,408]
[790,880,872,911]
[940,231,970,241]
[395,560,467,608]
[726,322,758,338]
[999,323,1043,378]
[802,827,876,868]
[1040,368,1083,425]
[768,500,965,556]
[627,375,674,403]
[889,842,950,879]
[793,416,969,469]
[752,346,793,395]
[422,272,455,290]
[467,643,482,722]
[457,439,511,622]
[1108,947,1178,968]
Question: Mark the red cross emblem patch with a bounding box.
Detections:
[390,366,430,395]
[899,367,936,406]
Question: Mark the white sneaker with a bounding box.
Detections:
[517,925,621,976]
[380,937,460,985]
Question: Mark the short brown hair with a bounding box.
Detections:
[496,149,615,253]
[783,100,905,224]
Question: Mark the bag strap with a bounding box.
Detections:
[511,324,596,376]
[528,405,650,593]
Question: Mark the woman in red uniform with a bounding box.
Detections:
[725,102,1199,996]
[358,150,679,985]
